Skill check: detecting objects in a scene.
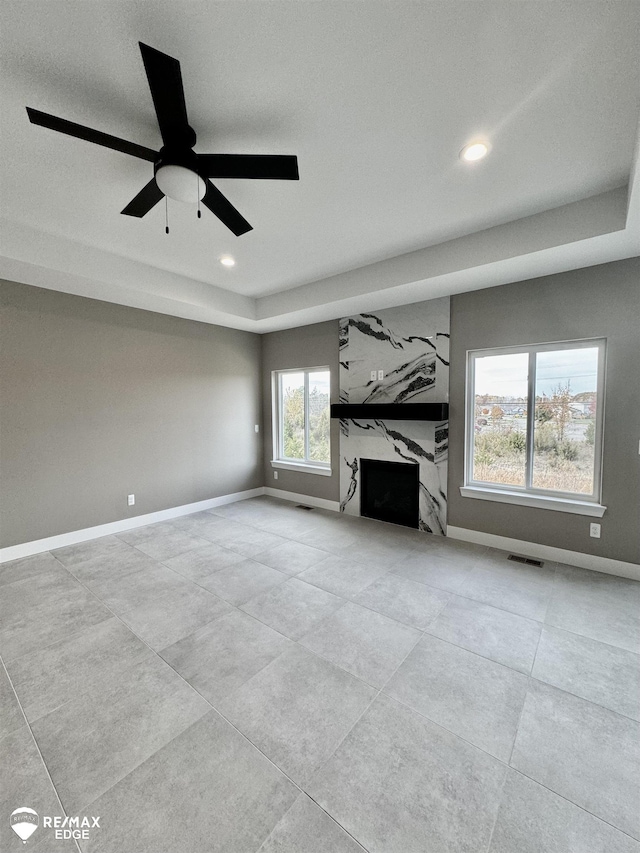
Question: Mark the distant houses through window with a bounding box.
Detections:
[465,339,605,504]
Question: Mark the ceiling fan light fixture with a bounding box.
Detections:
[26,43,298,235]
[460,141,490,162]
[155,164,206,203]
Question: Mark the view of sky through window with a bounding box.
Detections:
[471,345,601,496]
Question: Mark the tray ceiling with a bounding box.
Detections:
[1,1,639,331]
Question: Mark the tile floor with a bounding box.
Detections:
[1,496,639,852]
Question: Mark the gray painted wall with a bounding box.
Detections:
[448,257,640,565]
[0,281,263,547]
[4,257,638,563]
[261,320,340,502]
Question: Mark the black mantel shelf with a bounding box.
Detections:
[330,403,449,421]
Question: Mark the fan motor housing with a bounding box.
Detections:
[154,145,199,176]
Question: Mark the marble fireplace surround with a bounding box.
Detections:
[338,299,450,535]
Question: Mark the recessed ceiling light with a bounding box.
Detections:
[219,256,235,267]
[460,141,490,162]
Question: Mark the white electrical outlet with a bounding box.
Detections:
[370,370,377,382]
[254,424,259,433]
[274,471,278,480]
[127,494,135,506]
[377,369,384,380]
[589,523,601,538]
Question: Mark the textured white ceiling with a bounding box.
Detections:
[1,1,639,330]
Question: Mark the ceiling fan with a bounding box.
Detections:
[26,42,299,236]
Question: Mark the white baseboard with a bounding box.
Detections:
[447,525,640,582]
[264,487,340,513]
[0,488,266,564]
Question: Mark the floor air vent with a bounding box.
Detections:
[296,505,314,511]
[508,554,544,568]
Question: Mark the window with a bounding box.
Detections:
[463,340,606,516]
[272,367,331,475]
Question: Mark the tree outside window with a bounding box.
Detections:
[276,368,330,466]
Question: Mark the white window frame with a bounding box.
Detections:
[461,339,607,517]
[271,366,332,476]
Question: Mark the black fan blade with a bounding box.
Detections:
[202,180,252,236]
[139,42,192,146]
[121,179,164,217]
[197,154,299,180]
[26,107,157,161]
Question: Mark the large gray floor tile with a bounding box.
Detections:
[489,770,640,853]
[199,559,287,605]
[532,626,640,720]
[254,539,329,575]
[218,644,375,786]
[426,595,542,673]
[82,711,297,853]
[308,693,507,853]
[167,510,225,539]
[546,565,640,653]
[118,584,232,650]
[5,617,152,721]
[300,601,421,688]
[0,551,64,587]
[339,537,414,570]
[385,633,528,760]
[298,554,391,598]
[395,542,507,585]
[259,794,365,853]
[161,542,246,581]
[117,521,210,561]
[511,679,640,839]
[412,535,490,561]
[0,567,82,622]
[252,511,320,539]
[160,609,293,705]
[0,664,24,739]
[294,524,361,554]
[1,727,78,852]
[226,528,290,558]
[211,498,284,525]
[205,519,288,558]
[459,562,555,621]
[241,578,344,640]
[31,655,210,813]
[52,534,132,568]
[209,498,272,520]
[353,573,450,630]
[391,550,474,593]
[65,546,163,586]
[87,563,193,613]
[0,583,112,663]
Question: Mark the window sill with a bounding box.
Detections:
[271,460,333,477]
[459,486,606,517]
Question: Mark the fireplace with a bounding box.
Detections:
[360,458,420,529]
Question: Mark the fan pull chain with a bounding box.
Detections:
[165,196,170,235]
[197,174,202,218]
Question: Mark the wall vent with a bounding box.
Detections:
[508,554,544,568]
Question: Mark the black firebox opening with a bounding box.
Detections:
[360,458,419,529]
